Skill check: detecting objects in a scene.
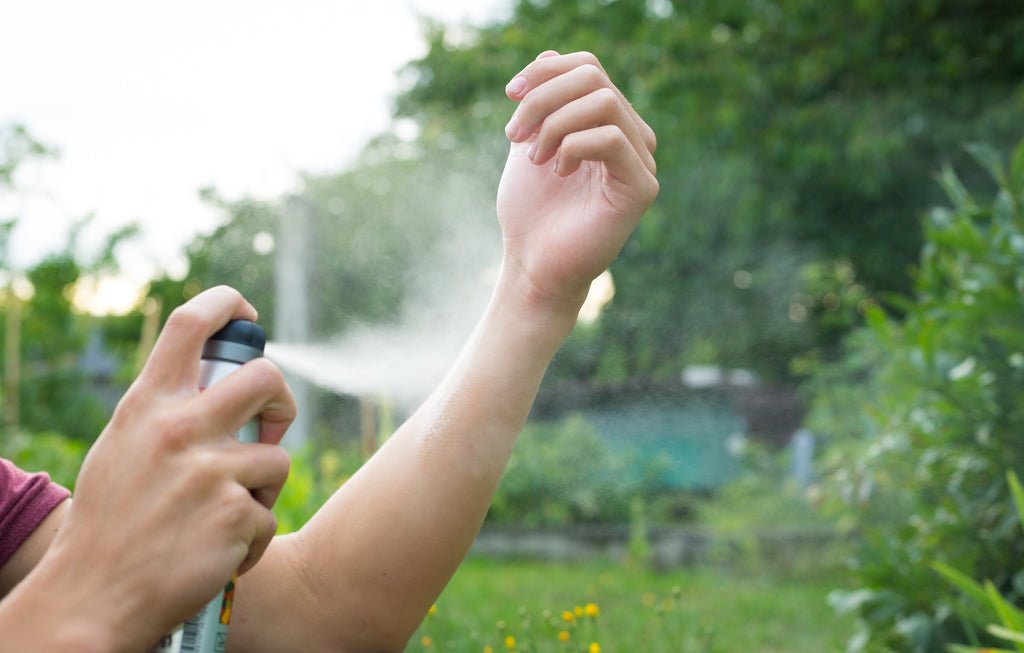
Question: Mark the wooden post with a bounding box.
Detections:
[375,394,393,450]
[359,395,377,460]
[4,291,20,434]
[134,296,162,375]
[276,196,315,449]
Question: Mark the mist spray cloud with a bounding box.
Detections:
[268,146,504,411]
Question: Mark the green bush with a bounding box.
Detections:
[694,442,843,574]
[808,140,1024,651]
[935,471,1024,652]
[488,414,673,527]
[1,431,87,490]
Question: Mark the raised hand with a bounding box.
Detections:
[497,50,658,315]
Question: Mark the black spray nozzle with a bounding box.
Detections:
[209,319,267,351]
[203,319,266,364]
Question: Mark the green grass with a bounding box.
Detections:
[410,556,855,653]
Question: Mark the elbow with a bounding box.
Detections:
[283,534,421,653]
[313,608,417,653]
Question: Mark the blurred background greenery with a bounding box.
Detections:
[3,1,1024,651]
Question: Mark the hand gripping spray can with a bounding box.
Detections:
[150,319,266,653]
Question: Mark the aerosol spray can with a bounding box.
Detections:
[150,319,266,653]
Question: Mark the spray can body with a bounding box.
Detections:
[150,320,266,653]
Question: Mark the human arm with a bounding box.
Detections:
[227,51,658,653]
[0,287,295,652]
[0,459,69,598]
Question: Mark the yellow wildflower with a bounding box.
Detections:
[561,610,575,623]
[428,604,438,616]
[484,647,494,653]
[589,643,601,653]
[505,635,516,649]
[420,635,433,648]
[558,630,571,642]
[584,602,599,618]
[574,606,584,618]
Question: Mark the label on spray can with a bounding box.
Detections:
[150,320,266,653]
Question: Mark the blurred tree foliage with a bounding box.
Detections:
[145,191,280,334]
[395,0,1024,378]
[158,133,504,342]
[0,126,142,442]
[808,141,1024,652]
[0,125,52,187]
[171,0,1024,385]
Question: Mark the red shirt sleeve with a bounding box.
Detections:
[0,457,70,568]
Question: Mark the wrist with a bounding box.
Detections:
[0,576,116,653]
[493,259,588,341]
[0,544,146,653]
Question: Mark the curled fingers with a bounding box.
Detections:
[553,124,659,203]
[507,50,657,156]
[527,85,656,177]
[140,286,257,391]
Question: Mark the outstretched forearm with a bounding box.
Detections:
[229,49,657,653]
[290,267,581,651]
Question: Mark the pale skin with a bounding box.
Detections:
[0,50,657,653]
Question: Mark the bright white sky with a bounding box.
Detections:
[0,0,510,311]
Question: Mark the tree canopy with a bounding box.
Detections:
[155,0,1024,386]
